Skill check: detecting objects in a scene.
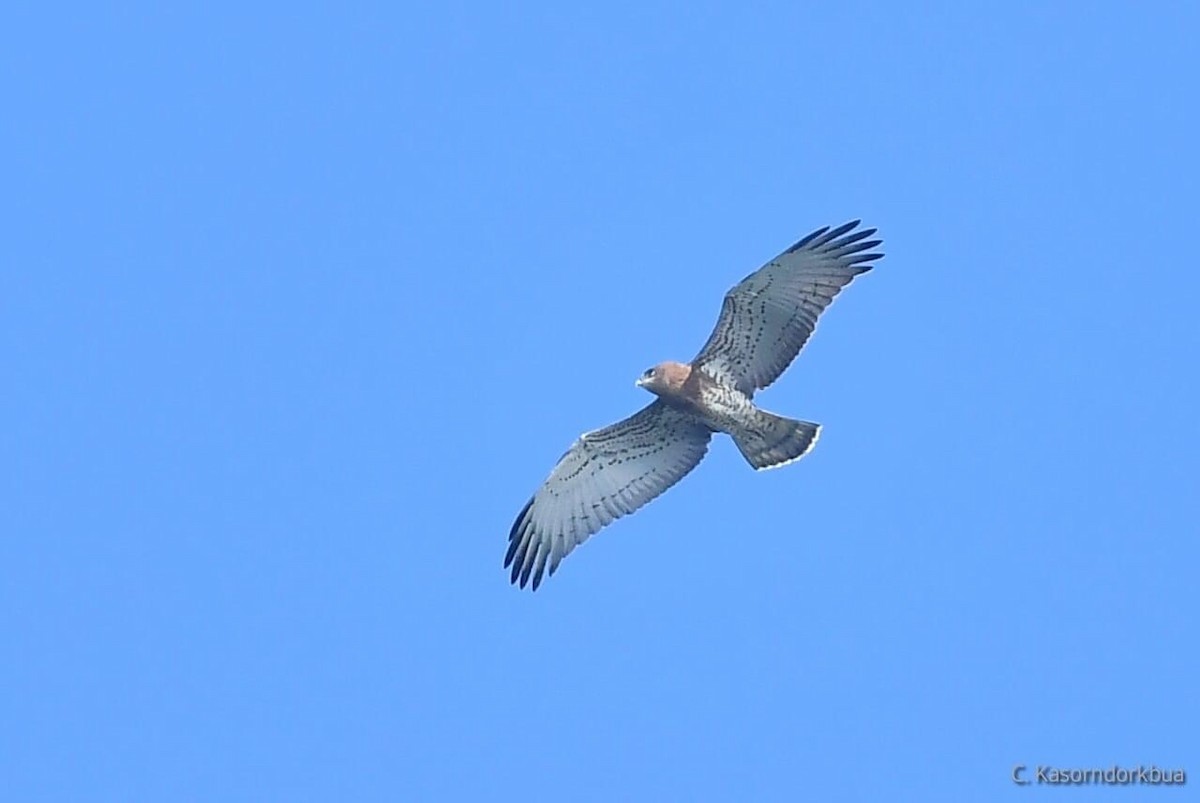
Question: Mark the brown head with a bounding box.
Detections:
[635,361,692,397]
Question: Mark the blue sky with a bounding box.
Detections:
[3,2,1197,800]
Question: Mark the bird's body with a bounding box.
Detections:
[684,374,752,435]
[638,361,787,460]
[506,221,883,589]
[636,361,745,427]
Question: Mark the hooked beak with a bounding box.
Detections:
[635,376,648,388]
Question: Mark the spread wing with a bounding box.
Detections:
[693,220,883,396]
[505,400,712,590]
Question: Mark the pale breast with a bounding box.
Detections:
[693,377,755,433]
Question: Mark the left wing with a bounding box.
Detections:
[693,221,883,396]
[506,400,712,590]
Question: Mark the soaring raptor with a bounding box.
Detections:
[506,221,883,589]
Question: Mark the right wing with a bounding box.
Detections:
[505,400,712,590]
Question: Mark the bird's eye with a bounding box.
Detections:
[643,368,654,378]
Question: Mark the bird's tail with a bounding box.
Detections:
[730,410,821,470]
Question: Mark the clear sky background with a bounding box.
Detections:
[3,2,1197,801]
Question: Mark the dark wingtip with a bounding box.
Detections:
[509,542,526,583]
[788,220,876,254]
[504,497,534,571]
[518,552,536,588]
[811,220,860,249]
[530,546,550,590]
[786,225,830,253]
[837,238,882,258]
[836,228,876,248]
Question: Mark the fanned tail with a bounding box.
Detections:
[730,410,820,470]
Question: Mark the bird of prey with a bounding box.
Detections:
[506,221,883,589]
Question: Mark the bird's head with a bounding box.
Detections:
[636,361,691,396]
